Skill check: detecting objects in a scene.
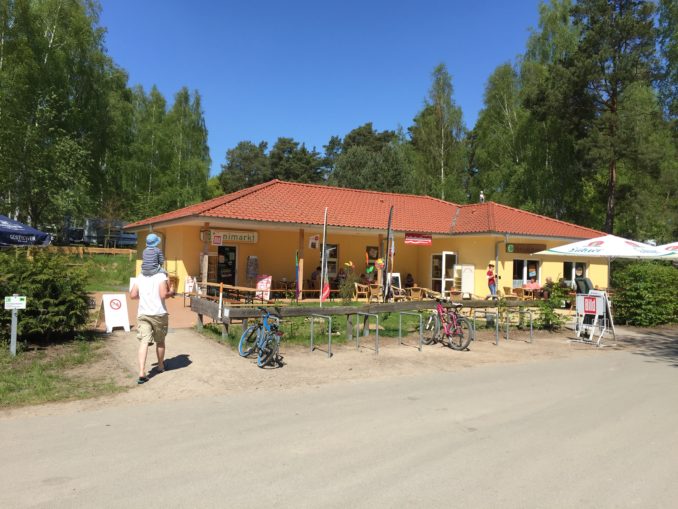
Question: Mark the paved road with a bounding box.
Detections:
[1,349,677,508]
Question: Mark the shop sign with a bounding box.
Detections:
[209,230,258,245]
[506,243,546,254]
[405,233,432,246]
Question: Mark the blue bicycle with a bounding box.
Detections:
[238,307,283,368]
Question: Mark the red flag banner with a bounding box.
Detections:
[405,233,432,246]
[321,281,331,302]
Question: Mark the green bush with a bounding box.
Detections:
[535,285,568,330]
[611,262,678,326]
[0,251,90,342]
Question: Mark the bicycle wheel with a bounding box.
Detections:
[422,313,440,345]
[257,332,279,368]
[446,316,473,351]
[238,325,259,357]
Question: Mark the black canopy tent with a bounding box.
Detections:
[0,215,51,247]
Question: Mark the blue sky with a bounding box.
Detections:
[99,0,541,176]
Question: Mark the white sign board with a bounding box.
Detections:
[255,275,272,301]
[101,294,130,333]
[574,290,615,346]
[460,264,475,295]
[4,295,27,310]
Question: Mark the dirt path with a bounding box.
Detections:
[2,322,676,420]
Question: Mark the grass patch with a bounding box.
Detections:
[77,254,136,292]
[198,307,427,350]
[0,336,126,408]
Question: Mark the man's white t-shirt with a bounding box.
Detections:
[136,273,168,317]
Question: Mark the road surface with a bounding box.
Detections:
[1,346,677,508]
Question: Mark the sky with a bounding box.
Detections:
[99,0,541,176]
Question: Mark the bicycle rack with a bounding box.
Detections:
[502,308,533,343]
[398,311,422,352]
[472,309,500,346]
[355,312,379,354]
[310,314,332,358]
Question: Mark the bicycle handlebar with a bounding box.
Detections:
[258,307,281,319]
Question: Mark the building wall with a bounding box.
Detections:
[134,225,609,295]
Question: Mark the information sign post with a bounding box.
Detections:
[4,294,27,356]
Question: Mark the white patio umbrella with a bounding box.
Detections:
[654,241,678,259]
[534,234,671,260]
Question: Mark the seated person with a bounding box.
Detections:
[524,277,541,290]
[358,273,369,285]
[404,273,415,288]
[309,266,321,289]
[574,267,594,294]
[333,268,347,289]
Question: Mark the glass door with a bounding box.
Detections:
[431,252,457,295]
[217,246,237,285]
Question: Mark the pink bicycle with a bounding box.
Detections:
[423,298,474,350]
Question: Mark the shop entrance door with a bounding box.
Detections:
[217,246,237,285]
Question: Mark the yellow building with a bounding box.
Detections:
[125,180,607,297]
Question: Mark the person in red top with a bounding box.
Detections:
[487,263,497,297]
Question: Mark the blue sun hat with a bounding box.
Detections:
[146,233,161,248]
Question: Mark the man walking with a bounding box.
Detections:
[130,271,174,384]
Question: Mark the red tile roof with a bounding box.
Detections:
[456,202,603,238]
[125,180,602,239]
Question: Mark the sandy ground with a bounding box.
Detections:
[5,318,674,420]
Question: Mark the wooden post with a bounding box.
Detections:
[201,222,210,285]
[298,228,305,299]
[197,313,204,331]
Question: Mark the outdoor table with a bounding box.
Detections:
[222,284,262,303]
[522,288,539,299]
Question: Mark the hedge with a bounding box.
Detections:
[0,250,90,342]
[611,262,678,327]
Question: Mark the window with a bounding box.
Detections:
[512,259,540,287]
[365,245,378,274]
[563,262,586,286]
[325,244,338,277]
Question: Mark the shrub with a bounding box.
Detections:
[0,250,90,342]
[339,267,359,304]
[535,285,567,330]
[611,262,678,326]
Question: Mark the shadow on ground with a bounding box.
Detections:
[614,327,678,367]
[162,354,192,371]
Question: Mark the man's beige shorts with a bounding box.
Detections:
[137,314,169,346]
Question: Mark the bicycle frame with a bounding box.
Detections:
[435,300,463,337]
[423,298,473,351]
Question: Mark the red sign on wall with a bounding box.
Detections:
[405,233,432,246]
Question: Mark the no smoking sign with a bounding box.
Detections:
[109,299,122,310]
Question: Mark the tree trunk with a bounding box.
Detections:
[604,157,616,233]
[604,94,618,234]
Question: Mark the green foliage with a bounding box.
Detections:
[536,284,567,330]
[269,137,324,183]
[0,251,90,341]
[219,140,270,194]
[409,64,467,202]
[0,2,211,226]
[339,267,359,305]
[611,262,678,326]
[80,254,136,291]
